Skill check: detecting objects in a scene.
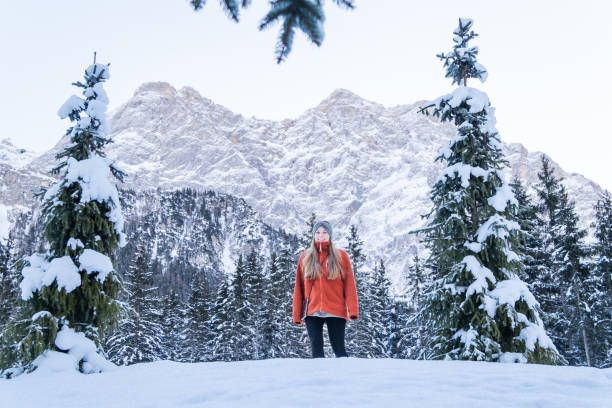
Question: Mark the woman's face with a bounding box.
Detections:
[314,226,330,242]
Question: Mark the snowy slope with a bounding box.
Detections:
[2,84,607,290]
[0,139,48,243]
[0,138,38,170]
[1,358,611,408]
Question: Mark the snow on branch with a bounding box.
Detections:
[488,182,518,212]
[20,248,116,301]
[434,87,490,114]
[78,249,114,282]
[480,279,539,319]
[437,163,497,188]
[57,95,85,119]
[64,156,126,246]
[462,255,496,297]
[33,325,116,374]
[476,214,520,243]
[20,254,80,300]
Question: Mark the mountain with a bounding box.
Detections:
[115,188,300,297]
[1,84,606,290]
[3,187,301,300]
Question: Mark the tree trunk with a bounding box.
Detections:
[574,280,592,366]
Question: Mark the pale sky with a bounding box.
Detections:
[1,0,611,191]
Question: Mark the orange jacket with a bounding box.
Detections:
[292,242,359,323]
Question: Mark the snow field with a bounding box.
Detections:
[2,358,611,408]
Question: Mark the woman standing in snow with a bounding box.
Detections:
[293,220,359,358]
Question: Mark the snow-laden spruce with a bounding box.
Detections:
[105,241,163,366]
[416,18,562,364]
[0,57,126,378]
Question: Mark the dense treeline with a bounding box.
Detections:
[2,173,611,369]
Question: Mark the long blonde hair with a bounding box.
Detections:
[302,239,343,280]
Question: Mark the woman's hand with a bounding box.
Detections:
[294,320,304,325]
[349,315,358,320]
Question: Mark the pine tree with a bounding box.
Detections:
[261,248,304,359]
[400,254,428,359]
[417,19,561,364]
[105,241,163,365]
[368,259,393,357]
[261,252,279,358]
[208,276,233,361]
[160,289,184,362]
[300,212,317,250]
[553,184,591,365]
[190,0,356,63]
[388,297,410,359]
[509,176,544,283]
[345,224,371,357]
[181,274,211,362]
[589,191,612,368]
[531,155,593,365]
[214,255,256,361]
[244,248,266,359]
[0,235,17,327]
[0,235,24,372]
[6,56,126,375]
[276,235,309,357]
[529,156,566,354]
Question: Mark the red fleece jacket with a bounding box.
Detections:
[292,241,359,323]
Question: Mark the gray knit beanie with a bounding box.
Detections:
[312,220,333,240]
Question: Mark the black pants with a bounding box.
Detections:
[304,316,348,358]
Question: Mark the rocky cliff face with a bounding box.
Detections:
[1,84,605,291]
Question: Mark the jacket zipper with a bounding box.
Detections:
[316,242,327,313]
[319,270,323,312]
[320,250,325,313]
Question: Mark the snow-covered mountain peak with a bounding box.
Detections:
[133,81,177,98]
[176,85,207,103]
[128,82,228,118]
[320,88,364,104]
[4,85,607,291]
[0,138,38,169]
[315,88,385,116]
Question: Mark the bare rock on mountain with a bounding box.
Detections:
[2,86,606,290]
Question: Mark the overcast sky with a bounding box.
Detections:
[2,0,611,191]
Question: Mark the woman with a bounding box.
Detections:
[293,220,359,358]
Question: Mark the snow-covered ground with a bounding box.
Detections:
[2,358,611,408]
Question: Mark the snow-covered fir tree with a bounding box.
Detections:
[300,212,317,250]
[0,235,22,371]
[181,274,211,362]
[276,235,309,358]
[417,19,562,364]
[261,249,303,359]
[260,252,280,359]
[244,248,266,359]
[344,225,372,357]
[509,176,545,284]
[105,241,163,365]
[0,235,18,327]
[530,155,594,365]
[3,57,126,376]
[529,156,567,353]
[399,254,428,359]
[588,191,612,368]
[220,255,257,360]
[552,182,591,365]
[208,275,233,362]
[388,297,411,359]
[368,259,393,357]
[160,289,184,361]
